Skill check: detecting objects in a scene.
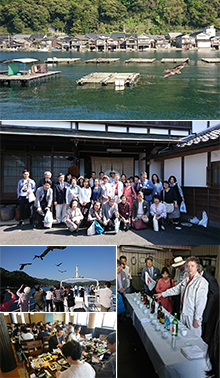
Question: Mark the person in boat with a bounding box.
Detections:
[0,289,16,312]
[94,282,112,312]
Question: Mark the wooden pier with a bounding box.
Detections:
[0,71,61,86]
[45,57,81,64]
[125,58,156,63]
[161,58,190,63]
[201,58,220,63]
[84,58,120,64]
[77,72,140,86]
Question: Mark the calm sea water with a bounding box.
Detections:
[0,50,220,120]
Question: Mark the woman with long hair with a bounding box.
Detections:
[151,173,163,197]
[123,179,137,210]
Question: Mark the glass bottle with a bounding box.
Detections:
[171,313,178,336]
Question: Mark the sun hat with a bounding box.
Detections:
[24,286,31,295]
[172,256,186,267]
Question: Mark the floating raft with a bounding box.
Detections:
[125,58,156,63]
[0,71,61,86]
[201,58,220,63]
[84,58,120,64]
[77,72,140,86]
[45,57,80,64]
[161,57,190,63]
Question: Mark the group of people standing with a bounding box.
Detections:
[17,169,185,233]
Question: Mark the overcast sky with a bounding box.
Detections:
[0,246,116,281]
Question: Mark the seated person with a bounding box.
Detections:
[96,332,116,378]
[49,326,64,351]
[87,200,103,227]
[118,194,131,231]
[131,191,149,224]
[19,325,34,343]
[56,341,95,378]
[37,326,50,342]
[67,325,81,342]
[150,195,167,230]
[102,197,119,233]
[34,180,53,229]
[66,199,83,233]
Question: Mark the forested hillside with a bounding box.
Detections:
[0,0,219,35]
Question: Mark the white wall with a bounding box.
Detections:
[164,157,182,184]
[211,150,220,162]
[139,153,146,174]
[149,160,162,180]
[184,153,207,186]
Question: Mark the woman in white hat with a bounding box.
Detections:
[16,284,31,312]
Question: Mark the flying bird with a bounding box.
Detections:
[163,61,188,79]
[33,246,67,260]
[58,269,67,273]
[55,262,63,267]
[19,263,32,271]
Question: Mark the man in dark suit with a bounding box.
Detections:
[141,256,161,296]
[49,327,64,351]
[38,171,54,189]
[53,173,68,224]
[198,265,219,338]
[63,285,75,312]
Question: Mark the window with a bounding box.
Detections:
[31,156,51,186]
[208,161,220,187]
[2,155,25,194]
[75,313,88,326]
[102,313,116,329]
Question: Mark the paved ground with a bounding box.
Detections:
[0,216,219,246]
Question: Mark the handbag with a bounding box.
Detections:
[94,220,104,234]
[28,191,36,203]
[87,221,96,236]
[132,219,147,230]
[168,279,173,302]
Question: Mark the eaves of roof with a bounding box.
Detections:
[0,126,182,144]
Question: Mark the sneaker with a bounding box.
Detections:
[161,225,165,230]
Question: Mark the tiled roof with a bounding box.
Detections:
[176,124,220,148]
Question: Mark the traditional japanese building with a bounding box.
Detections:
[0,120,219,223]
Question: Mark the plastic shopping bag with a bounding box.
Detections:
[180,201,187,213]
[153,215,159,232]
[94,220,104,234]
[114,218,120,233]
[87,221,96,236]
[44,210,53,228]
[188,216,200,224]
[198,211,208,228]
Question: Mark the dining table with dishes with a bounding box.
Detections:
[125,292,209,378]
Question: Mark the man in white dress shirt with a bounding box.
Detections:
[119,255,132,293]
[94,282,113,312]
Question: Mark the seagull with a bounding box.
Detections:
[19,263,32,271]
[55,262,63,267]
[58,269,67,273]
[33,246,66,260]
[163,61,188,79]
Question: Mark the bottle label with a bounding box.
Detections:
[172,324,177,335]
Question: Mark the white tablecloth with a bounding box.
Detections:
[125,294,209,378]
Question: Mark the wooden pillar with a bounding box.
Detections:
[0,313,17,372]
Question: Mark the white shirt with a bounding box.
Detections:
[68,332,81,342]
[124,265,131,288]
[46,291,54,300]
[137,201,144,216]
[59,361,95,378]
[94,287,112,308]
[79,187,92,204]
